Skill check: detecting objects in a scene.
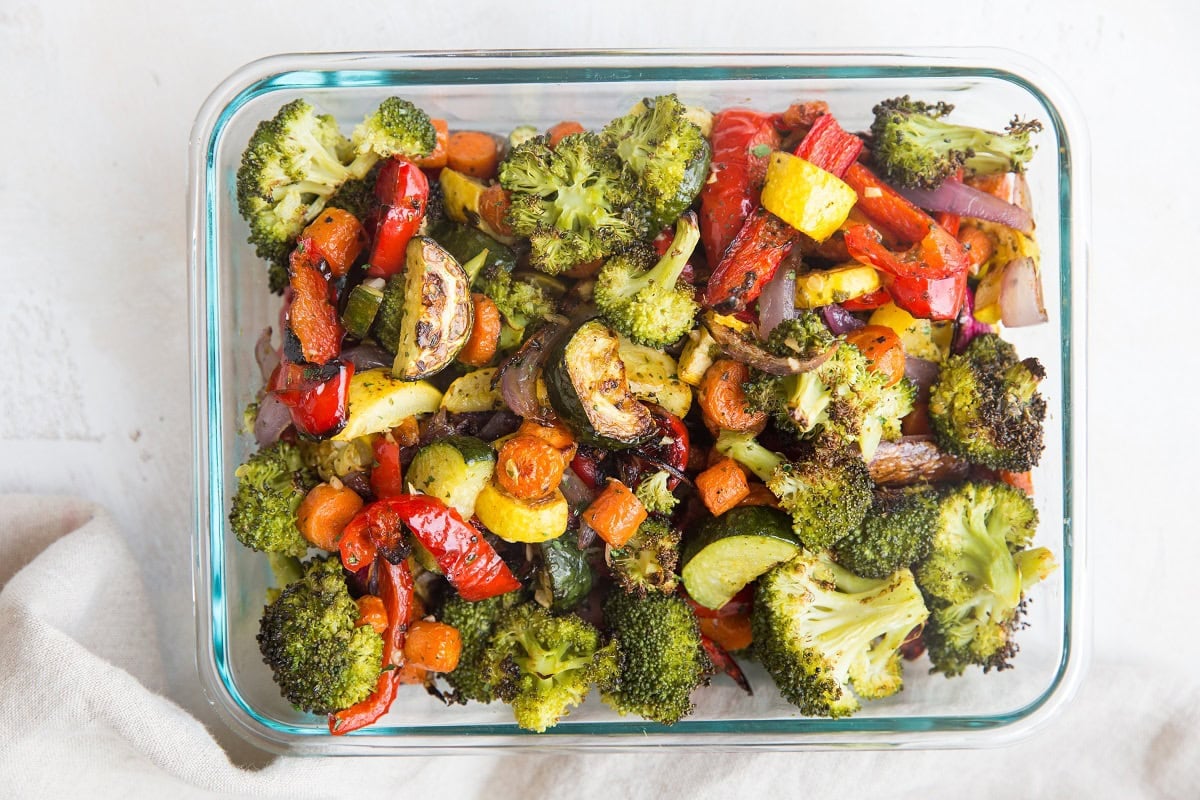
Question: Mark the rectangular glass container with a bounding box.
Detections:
[188,49,1089,755]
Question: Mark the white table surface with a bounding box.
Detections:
[3,0,1198,793]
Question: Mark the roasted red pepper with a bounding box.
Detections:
[935,210,961,238]
[842,162,935,244]
[329,556,413,734]
[703,208,795,313]
[792,114,863,178]
[367,157,429,279]
[287,247,343,364]
[270,360,353,439]
[699,109,779,267]
[370,437,405,499]
[885,266,967,322]
[840,287,893,312]
[685,585,753,619]
[700,635,752,695]
[844,223,969,282]
[339,496,520,601]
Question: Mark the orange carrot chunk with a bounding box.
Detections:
[404,620,463,672]
[296,482,365,551]
[695,457,751,516]
[458,293,502,367]
[582,479,647,547]
[414,119,449,169]
[447,131,502,180]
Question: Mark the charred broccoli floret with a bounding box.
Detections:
[744,324,915,459]
[603,590,712,725]
[917,481,1056,676]
[928,333,1046,471]
[438,592,520,705]
[834,485,940,579]
[229,441,317,558]
[633,470,680,515]
[500,132,648,274]
[752,550,929,717]
[257,557,384,714]
[603,94,713,229]
[485,602,619,732]
[593,212,700,347]
[346,96,436,179]
[716,430,872,550]
[870,96,1043,189]
[474,265,557,330]
[608,518,681,596]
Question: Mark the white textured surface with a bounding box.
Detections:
[1,0,1197,795]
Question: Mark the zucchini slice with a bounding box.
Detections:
[332,369,443,442]
[544,319,654,449]
[341,282,384,340]
[474,480,569,543]
[407,436,496,519]
[617,336,693,420]
[391,237,474,380]
[533,536,594,613]
[681,506,801,609]
[441,368,506,413]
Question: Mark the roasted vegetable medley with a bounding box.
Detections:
[232,92,1054,733]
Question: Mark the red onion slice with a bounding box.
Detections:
[897,180,1033,235]
[341,342,392,371]
[253,393,293,447]
[953,285,995,354]
[820,304,866,336]
[497,322,565,418]
[757,266,796,338]
[255,327,279,384]
[560,467,597,509]
[999,257,1048,328]
[903,355,940,391]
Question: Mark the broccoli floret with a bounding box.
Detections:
[256,556,384,714]
[299,435,377,482]
[438,593,518,705]
[870,96,1043,189]
[917,481,1056,676]
[633,470,680,515]
[764,312,837,361]
[752,550,929,717]
[609,518,681,597]
[603,94,713,229]
[834,485,940,578]
[928,333,1046,471]
[603,591,712,725]
[474,265,557,329]
[744,331,916,460]
[715,430,872,550]
[485,603,619,733]
[593,211,700,347]
[500,132,648,274]
[229,441,318,558]
[346,96,436,179]
[325,169,380,224]
[235,99,354,269]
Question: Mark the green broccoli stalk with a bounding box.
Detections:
[500,132,648,274]
[593,211,701,347]
[752,550,929,717]
[257,557,384,714]
[833,485,940,579]
[917,481,1056,676]
[928,333,1047,471]
[603,591,712,725]
[603,94,713,229]
[870,96,1043,189]
[485,603,619,733]
[346,96,437,179]
[228,441,318,558]
[608,518,681,597]
[633,470,680,515]
[438,592,521,705]
[715,430,872,551]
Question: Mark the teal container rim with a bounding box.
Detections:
[188,49,1090,754]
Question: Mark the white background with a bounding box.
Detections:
[2,0,1198,794]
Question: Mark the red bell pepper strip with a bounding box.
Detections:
[792,114,863,178]
[703,207,795,314]
[367,157,429,279]
[339,496,520,601]
[885,266,967,322]
[329,555,413,734]
[840,287,893,312]
[287,247,344,364]
[935,211,961,238]
[370,437,405,499]
[685,585,753,619]
[698,109,779,267]
[842,162,935,244]
[844,223,969,282]
[700,635,752,695]
[270,360,354,439]
[377,495,520,601]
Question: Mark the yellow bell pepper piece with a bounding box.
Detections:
[761,152,857,242]
[795,263,882,309]
[868,302,950,362]
[972,220,1040,280]
[972,267,1005,324]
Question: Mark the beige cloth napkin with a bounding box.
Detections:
[1,495,1196,799]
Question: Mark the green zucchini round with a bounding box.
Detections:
[407,435,496,519]
[681,506,801,610]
